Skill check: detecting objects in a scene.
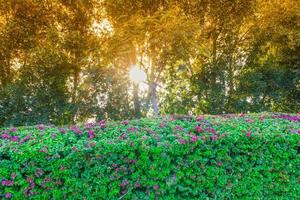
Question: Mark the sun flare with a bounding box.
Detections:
[129,66,147,84]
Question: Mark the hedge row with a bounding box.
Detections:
[1,113,300,199]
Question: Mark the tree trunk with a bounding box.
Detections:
[149,83,159,117]
[211,33,218,85]
[72,69,79,103]
[133,83,141,118]
[1,57,11,90]
[71,68,79,123]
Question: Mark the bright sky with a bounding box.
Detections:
[129,66,147,83]
[129,66,148,92]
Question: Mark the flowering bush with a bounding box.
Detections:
[1,113,300,199]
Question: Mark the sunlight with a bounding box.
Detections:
[129,66,147,84]
[91,18,113,36]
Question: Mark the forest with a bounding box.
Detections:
[0,0,299,126]
[1,1,300,199]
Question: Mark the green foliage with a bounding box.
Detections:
[0,48,72,126]
[77,65,134,121]
[1,113,300,199]
[0,0,299,125]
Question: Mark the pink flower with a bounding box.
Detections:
[195,126,202,133]
[11,136,19,142]
[246,118,253,123]
[246,131,252,138]
[10,127,17,133]
[2,180,13,186]
[173,175,177,181]
[24,181,35,196]
[122,120,129,125]
[120,180,129,187]
[59,128,66,134]
[217,162,223,167]
[5,193,12,199]
[43,177,51,183]
[211,135,218,141]
[128,159,136,164]
[11,173,17,180]
[159,122,166,128]
[71,125,83,135]
[98,120,106,128]
[259,116,265,121]
[120,134,128,140]
[239,113,246,118]
[127,127,135,133]
[134,182,141,188]
[112,163,118,168]
[175,125,184,131]
[85,123,95,130]
[90,141,96,147]
[19,134,31,144]
[196,116,204,121]
[39,146,48,153]
[35,169,44,177]
[88,129,95,140]
[98,119,105,124]
[37,124,45,131]
[179,138,187,144]
[26,177,34,184]
[71,146,78,151]
[1,133,11,139]
[153,185,160,190]
[191,135,198,143]
[211,129,216,134]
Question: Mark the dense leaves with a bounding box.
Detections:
[0,0,299,126]
[1,113,300,199]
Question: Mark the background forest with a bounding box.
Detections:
[0,0,299,126]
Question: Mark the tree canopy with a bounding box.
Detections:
[0,0,299,126]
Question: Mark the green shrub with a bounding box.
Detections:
[1,113,300,199]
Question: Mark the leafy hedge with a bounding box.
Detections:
[1,113,300,199]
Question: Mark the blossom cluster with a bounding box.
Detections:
[0,113,299,199]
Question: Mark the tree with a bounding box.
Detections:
[59,0,103,122]
[0,0,299,126]
[103,0,198,117]
[236,0,300,112]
